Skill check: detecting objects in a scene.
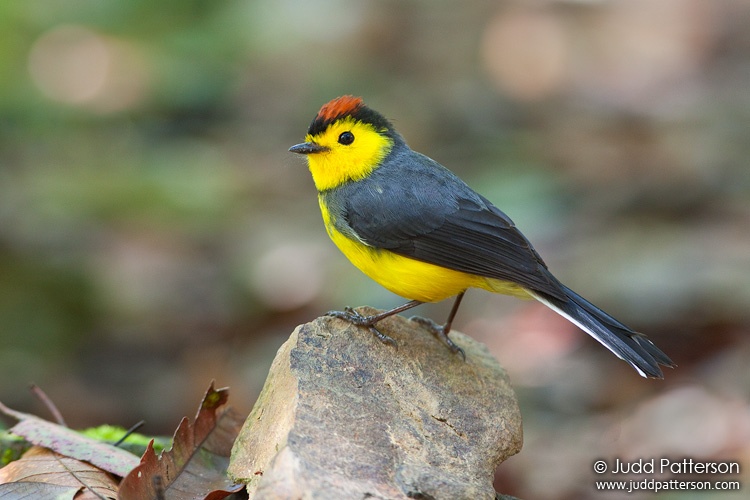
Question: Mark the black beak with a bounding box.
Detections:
[289,142,329,155]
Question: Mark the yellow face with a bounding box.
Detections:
[304,117,394,192]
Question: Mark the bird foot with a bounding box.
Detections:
[409,316,466,361]
[326,307,398,347]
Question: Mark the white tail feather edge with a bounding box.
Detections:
[528,291,649,378]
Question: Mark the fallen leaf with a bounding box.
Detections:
[0,401,140,477]
[118,382,245,500]
[0,481,78,499]
[0,446,118,499]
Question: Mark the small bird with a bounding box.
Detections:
[290,95,674,378]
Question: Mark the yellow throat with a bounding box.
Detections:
[304,116,393,192]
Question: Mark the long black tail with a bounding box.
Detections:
[530,285,675,378]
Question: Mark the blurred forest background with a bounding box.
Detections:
[1,1,749,498]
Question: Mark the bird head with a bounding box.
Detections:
[289,96,399,191]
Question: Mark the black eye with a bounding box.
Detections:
[338,131,355,145]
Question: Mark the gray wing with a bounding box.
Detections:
[335,151,566,299]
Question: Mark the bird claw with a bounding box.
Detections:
[409,316,466,361]
[326,308,398,347]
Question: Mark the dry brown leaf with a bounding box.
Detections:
[0,400,140,477]
[0,445,118,499]
[118,382,245,500]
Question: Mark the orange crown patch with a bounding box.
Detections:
[316,95,364,122]
[307,95,393,137]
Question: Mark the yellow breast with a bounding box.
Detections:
[330,228,482,302]
[318,197,484,302]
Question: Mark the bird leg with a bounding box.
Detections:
[409,292,466,360]
[328,293,467,359]
[327,300,423,347]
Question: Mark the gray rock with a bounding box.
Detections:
[229,308,523,499]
